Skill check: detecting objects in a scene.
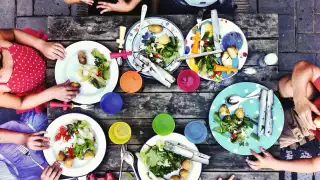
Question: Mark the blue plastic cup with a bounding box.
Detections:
[100,92,123,115]
[184,121,208,144]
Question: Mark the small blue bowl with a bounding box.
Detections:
[100,92,123,115]
[184,121,208,144]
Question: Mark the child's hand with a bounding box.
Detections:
[246,147,279,170]
[40,42,66,61]
[49,80,80,102]
[41,162,62,180]
[81,0,94,5]
[217,175,234,180]
[97,0,135,13]
[24,131,50,150]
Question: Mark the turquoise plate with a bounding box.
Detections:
[208,82,284,155]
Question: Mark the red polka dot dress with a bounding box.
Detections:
[0,44,46,113]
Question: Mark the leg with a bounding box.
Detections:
[278,75,315,99]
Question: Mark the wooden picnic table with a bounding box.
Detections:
[46,14,280,180]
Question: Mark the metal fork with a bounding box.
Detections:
[18,145,44,170]
[119,144,128,180]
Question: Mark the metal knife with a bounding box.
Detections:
[258,89,268,136]
[211,9,222,57]
[265,89,274,136]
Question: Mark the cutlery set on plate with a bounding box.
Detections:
[119,144,139,180]
[226,87,275,136]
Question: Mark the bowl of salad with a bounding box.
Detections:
[136,133,202,180]
[43,113,107,177]
[125,17,185,78]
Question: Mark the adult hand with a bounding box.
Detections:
[24,131,50,150]
[40,42,66,60]
[50,80,80,102]
[97,0,135,14]
[217,175,234,180]
[294,97,320,130]
[81,0,94,5]
[41,162,62,180]
[246,147,278,170]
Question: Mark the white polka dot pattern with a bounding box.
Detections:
[5,44,46,94]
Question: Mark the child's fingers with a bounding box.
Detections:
[250,149,263,161]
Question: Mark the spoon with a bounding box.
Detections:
[226,95,260,105]
[123,151,140,180]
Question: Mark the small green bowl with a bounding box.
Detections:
[152,113,175,136]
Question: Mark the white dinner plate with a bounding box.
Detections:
[137,133,202,180]
[125,17,185,78]
[43,113,107,177]
[55,41,119,104]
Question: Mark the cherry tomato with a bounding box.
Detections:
[68,148,75,158]
[64,135,71,141]
[154,53,161,59]
[59,126,67,135]
[232,133,237,139]
[55,133,61,141]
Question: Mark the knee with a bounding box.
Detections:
[278,76,291,97]
[294,61,312,71]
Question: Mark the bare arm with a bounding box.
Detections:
[0,89,54,110]
[0,129,50,150]
[291,61,320,129]
[247,147,320,173]
[0,128,28,145]
[273,158,320,173]
[0,82,79,110]
[0,29,45,52]
[97,0,141,13]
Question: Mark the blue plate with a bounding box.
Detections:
[208,82,284,155]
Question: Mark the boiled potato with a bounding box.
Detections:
[156,34,169,45]
[84,150,94,160]
[314,116,320,128]
[222,51,232,67]
[56,151,66,161]
[235,108,244,119]
[179,169,189,180]
[64,157,74,168]
[70,82,81,88]
[170,175,180,180]
[148,25,163,33]
[219,104,230,116]
[226,46,238,59]
[182,160,192,170]
[78,50,87,65]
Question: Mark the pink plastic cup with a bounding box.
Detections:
[177,70,200,92]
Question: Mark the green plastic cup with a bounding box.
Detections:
[152,113,175,136]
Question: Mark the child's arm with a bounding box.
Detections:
[247,147,320,173]
[0,29,65,60]
[0,129,50,150]
[64,0,94,5]
[97,0,141,13]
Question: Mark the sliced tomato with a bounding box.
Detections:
[64,135,71,141]
[54,133,61,141]
[153,53,161,59]
[209,71,222,79]
[59,126,67,135]
[68,148,75,158]
[232,133,237,139]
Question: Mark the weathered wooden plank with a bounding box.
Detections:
[47,88,280,120]
[48,14,278,40]
[234,13,278,38]
[86,171,279,180]
[46,65,278,92]
[89,171,279,180]
[45,39,278,68]
[89,145,279,172]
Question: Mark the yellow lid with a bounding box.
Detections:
[108,122,131,144]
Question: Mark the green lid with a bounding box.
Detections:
[152,113,175,136]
